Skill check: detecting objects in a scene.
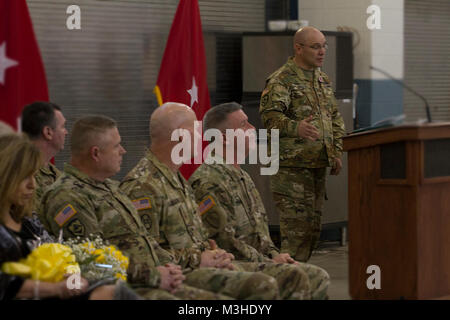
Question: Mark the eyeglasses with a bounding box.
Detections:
[297,43,328,51]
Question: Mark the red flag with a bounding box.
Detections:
[154,0,211,179]
[0,0,49,130]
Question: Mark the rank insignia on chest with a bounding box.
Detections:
[132,197,152,211]
[55,204,78,227]
[198,195,216,216]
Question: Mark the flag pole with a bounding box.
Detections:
[153,85,163,107]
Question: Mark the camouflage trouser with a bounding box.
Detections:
[270,167,327,262]
[184,267,279,300]
[173,284,233,300]
[134,287,178,300]
[134,284,233,300]
[295,261,330,300]
[233,261,329,300]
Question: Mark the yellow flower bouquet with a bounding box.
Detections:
[1,243,80,282]
[64,236,129,282]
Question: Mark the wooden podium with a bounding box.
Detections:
[343,122,450,299]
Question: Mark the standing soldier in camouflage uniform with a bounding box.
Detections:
[189,102,330,299]
[259,27,346,262]
[121,102,314,300]
[41,115,277,300]
[21,102,66,209]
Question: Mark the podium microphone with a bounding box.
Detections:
[370,66,432,123]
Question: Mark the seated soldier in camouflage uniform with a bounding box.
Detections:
[189,102,330,299]
[40,115,278,300]
[21,102,67,208]
[120,103,316,300]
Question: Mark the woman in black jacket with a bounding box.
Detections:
[0,134,138,300]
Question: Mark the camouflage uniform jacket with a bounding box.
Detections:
[190,161,279,263]
[40,163,175,288]
[34,163,61,211]
[120,151,210,270]
[259,56,346,168]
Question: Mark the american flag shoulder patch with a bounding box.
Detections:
[132,197,152,211]
[54,204,77,227]
[198,195,216,216]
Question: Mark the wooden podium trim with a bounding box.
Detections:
[344,122,450,152]
[377,179,410,185]
[422,176,450,184]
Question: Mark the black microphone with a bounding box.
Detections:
[370,65,432,123]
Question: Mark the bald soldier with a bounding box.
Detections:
[190,102,330,299]
[121,102,314,300]
[41,115,277,300]
[259,27,346,262]
[21,102,67,208]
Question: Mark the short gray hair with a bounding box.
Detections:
[203,102,243,132]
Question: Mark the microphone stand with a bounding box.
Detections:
[370,66,432,123]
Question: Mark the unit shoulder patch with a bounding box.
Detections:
[66,218,86,237]
[260,93,269,107]
[140,214,152,230]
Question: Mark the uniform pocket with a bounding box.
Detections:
[270,168,305,201]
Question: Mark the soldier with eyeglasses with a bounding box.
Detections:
[259,26,346,262]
